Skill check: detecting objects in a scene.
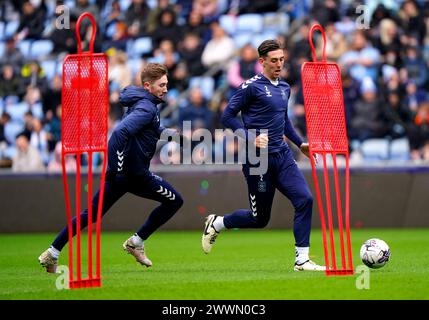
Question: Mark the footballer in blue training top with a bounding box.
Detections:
[39,63,184,273]
[202,40,326,271]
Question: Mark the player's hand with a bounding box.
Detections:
[254,133,269,148]
[300,143,318,165]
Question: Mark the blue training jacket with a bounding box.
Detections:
[107,86,165,175]
[221,73,303,154]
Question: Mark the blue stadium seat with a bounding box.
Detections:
[3,95,20,105]
[189,76,215,100]
[5,20,19,37]
[251,32,279,48]
[127,58,143,77]
[4,121,24,143]
[361,139,390,161]
[17,40,32,57]
[31,103,44,120]
[0,41,5,57]
[40,59,58,81]
[233,33,254,48]
[2,145,16,159]
[0,22,5,41]
[119,0,132,11]
[128,37,152,58]
[236,14,264,33]
[30,40,54,58]
[263,12,290,33]
[6,102,29,122]
[219,15,237,35]
[389,138,410,160]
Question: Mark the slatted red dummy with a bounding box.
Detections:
[61,12,108,288]
[301,24,354,276]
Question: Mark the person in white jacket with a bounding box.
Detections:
[202,21,235,69]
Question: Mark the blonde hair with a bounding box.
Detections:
[140,63,168,84]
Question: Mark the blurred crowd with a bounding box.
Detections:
[1,0,429,173]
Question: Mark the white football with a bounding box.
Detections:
[360,238,390,269]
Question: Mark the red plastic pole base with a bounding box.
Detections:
[325,269,354,276]
[69,278,101,289]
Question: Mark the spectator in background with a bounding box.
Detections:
[287,20,312,62]
[0,112,11,146]
[0,37,25,70]
[15,0,45,41]
[201,21,235,69]
[12,133,45,172]
[192,0,220,23]
[104,0,125,30]
[310,0,340,26]
[342,70,361,128]
[226,44,262,98]
[370,4,396,30]
[30,118,49,164]
[50,13,78,55]
[383,89,413,140]
[72,0,100,22]
[45,104,62,153]
[339,30,381,83]
[373,19,401,57]
[410,100,429,159]
[126,0,151,38]
[146,0,176,35]
[182,10,209,44]
[151,8,182,48]
[103,21,130,52]
[42,75,62,117]
[398,0,425,43]
[108,50,132,90]
[21,61,49,96]
[179,87,213,131]
[348,78,387,141]
[315,22,347,62]
[48,141,77,173]
[0,64,25,99]
[179,32,206,77]
[168,62,189,96]
[22,111,34,139]
[403,80,427,115]
[402,45,428,89]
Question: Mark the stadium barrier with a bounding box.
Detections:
[0,164,428,232]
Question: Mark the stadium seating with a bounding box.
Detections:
[17,40,32,57]
[189,76,215,101]
[361,139,390,161]
[390,138,411,161]
[0,22,5,41]
[127,37,153,58]
[236,14,264,33]
[30,40,54,59]
[219,15,237,35]
[40,59,58,81]
[263,12,290,33]
[127,57,143,77]
[6,102,29,123]
[0,41,5,57]
[4,20,19,38]
[4,121,24,144]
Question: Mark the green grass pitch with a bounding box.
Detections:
[0,228,428,300]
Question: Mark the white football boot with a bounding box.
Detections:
[294,260,326,271]
[123,237,153,267]
[38,249,58,273]
[202,214,220,254]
